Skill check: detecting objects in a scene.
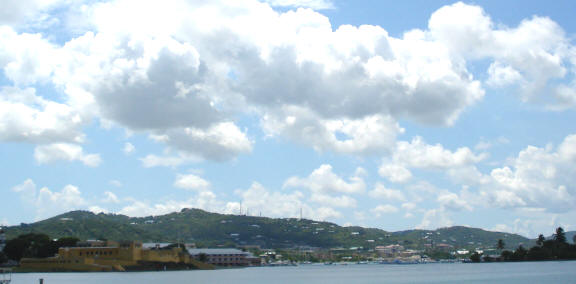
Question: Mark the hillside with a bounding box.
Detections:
[5,209,530,250]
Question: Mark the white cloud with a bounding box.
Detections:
[109,180,123,187]
[368,183,406,201]
[174,173,211,192]
[0,0,65,26]
[487,61,523,87]
[437,192,472,212]
[284,164,365,194]
[416,208,453,229]
[401,202,417,211]
[428,2,576,109]
[261,0,334,10]
[2,0,575,165]
[378,163,412,183]
[371,204,399,217]
[102,191,120,204]
[262,110,404,156]
[12,179,87,221]
[123,142,135,155]
[0,86,85,144]
[479,134,576,212]
[34,143,102,167]
[140,154,197,168]
[393,137,486,169]
[119,199,193,217]
[232,182,306,218]
[150,122,253,162]
[315,207,341,220]
[310,193,356,208]
[447,166,491,186]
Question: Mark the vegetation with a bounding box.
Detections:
[3,233,78,261]
[472,227,576,262]
[5,209,530,250]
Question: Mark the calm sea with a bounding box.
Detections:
[11,261,576,284]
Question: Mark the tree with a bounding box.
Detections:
[3,233,51,261]
[4,234,79,261]
[198,253,208,262]
[554,227,567,244]
[512,245,527,261]
[536,234,545,247]
[497,239,505,250]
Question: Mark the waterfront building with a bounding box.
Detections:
[187,248,260,266]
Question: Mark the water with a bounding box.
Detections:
[11,261,576,284]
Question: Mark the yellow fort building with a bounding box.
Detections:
[19,241,212,272]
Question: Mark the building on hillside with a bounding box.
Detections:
[375,245,405,257]
[19,241,212,272]
[187,248,260,266]
[435,243,454,252]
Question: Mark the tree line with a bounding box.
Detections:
[471,227,576,262]
[1,233,79,263]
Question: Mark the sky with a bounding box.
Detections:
[1,0,576,238]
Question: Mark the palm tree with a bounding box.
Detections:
[554,227,567,244]
[536,234,545,247]
[497,239,505,250]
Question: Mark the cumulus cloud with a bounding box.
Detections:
[479,134,576,212]
[428,2,576,109]
[174,173,211,192]
[262,109,403,155]
[0,0,65,26]
[149,122,253,162]
[393,137,486,169]
[119,199,194,217]
[371,204,399,217]
[310,193,357,208]
[140,154,197,168]
[416,208,453,229]
[231,182,306,217]
[378,163,412,183]
[437,192,472,211]
[284,164,366,194]
[34,143,102,167]
[0,86,85,144]
[1,0,575,164]
[102,191,120,204]
[57,0,487,158]
[368,183,406,201]
[123,142,135,155]
[378,137,485,185]
[12,179,87,220]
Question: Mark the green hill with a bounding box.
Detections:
[5,209,530,250]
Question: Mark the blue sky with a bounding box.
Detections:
[1,0,576,238]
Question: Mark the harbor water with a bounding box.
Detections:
[11,261,576,284]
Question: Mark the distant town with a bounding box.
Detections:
[1,209,576,272]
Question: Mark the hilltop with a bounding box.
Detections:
[5,209,530,250]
